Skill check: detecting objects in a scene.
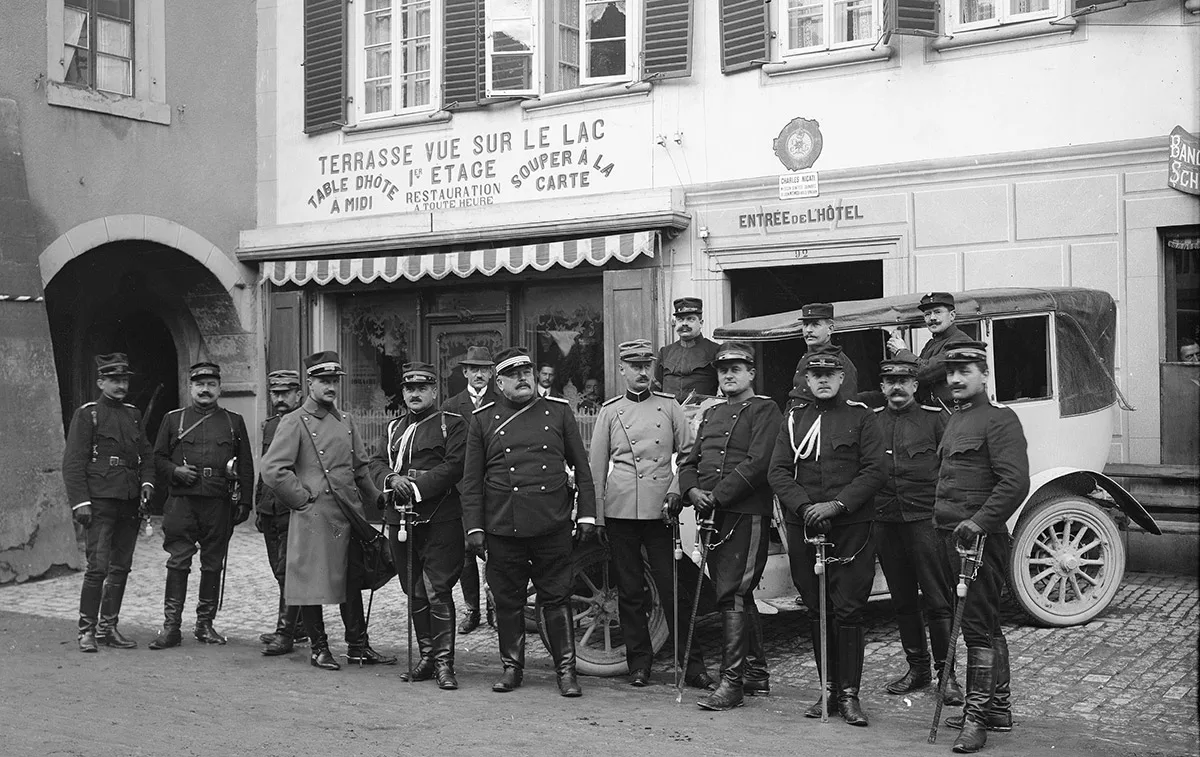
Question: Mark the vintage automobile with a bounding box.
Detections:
[546,286,1161,677]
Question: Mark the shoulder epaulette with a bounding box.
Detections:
[601,396,621,407]
[988,399,1008,409]
[873,406,885,413]
[845,399,869,409]
[753,395,773,400]
[122,402,138,409]
[545,395,570,404]
[473,402,495,414]
[920,404,942,412]
[652,391,674,400]
[441,410,463,418]
[791,401,810,410]
[79,401,97,409]
[167,407,184,416]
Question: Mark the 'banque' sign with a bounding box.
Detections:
[286,116,646,222]
[1168,125,1199,197]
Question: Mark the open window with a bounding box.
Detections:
[990,314,1052,403]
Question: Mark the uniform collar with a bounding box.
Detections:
[406,407,437,423]
[812,395,840,409]
[302,396,342,420]
[498,394,537,410]
[886,399,917,415]
[625,389,652,403]
[956,393,986,411]
[189,402,220,415]
[98,394,125,407]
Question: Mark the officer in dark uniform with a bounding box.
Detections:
[149,361,253,650]
[443,345,500,635]
[655,297,720,403]
[369,361,468,690]
[788,302,860,406]
[769,353,885,726]
[256,369,306,655]
[461,346,597,697]
[62,353,156,652]
[872,357,962,705]
[934,341,1029,754]
[887,292,974,408]
[678,342,782,712]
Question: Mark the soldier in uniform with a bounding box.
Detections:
[149,362,253,649]
[788,302,859,406]
[678,342,782,712]
[256,369,306,656]
[461,346,597,697]
[769,353,885,726]
[934,341,1029,754]
[872,357,962,705]
[886,292,974,408]
[444,345,500,635]
[63,353,156,652]
[655,297,720,402]
[588,339,714,690]
[369,361,468,689]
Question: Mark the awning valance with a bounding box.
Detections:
[265,231,656,286]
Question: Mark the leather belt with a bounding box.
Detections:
[407,469,429,478]
[202,467,215,477]
[107,456,131,468]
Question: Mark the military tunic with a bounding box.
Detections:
[656,337,720,402]
[788,343,860,404]
[893,324,973,407]
[255,411,294,588]
[444,384,502,612]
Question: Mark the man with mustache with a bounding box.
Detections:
[656,297,719,403]
[443,345,500,634]
[886,292,974,408]
[62,353,156,652]
[461,346,596,697]
[934,341,1029,754]
[256,370,307,655]
[871,358,962,706]
[536,363,564,399]
[150,362,254,650]
[769,353,884,726]
[788,303,859,407]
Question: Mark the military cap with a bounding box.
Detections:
[879,357,919,378]
[618,339,656,363]
[304,350,345,377]
[401,361,437,385]
[95,352,134,377]
[806,353,844,372]
[459,345,495,367]
[799,302,835,321]
[918,292,956,312]
[714,341,755,366]
[494,346,533,375]
[267,369,301,389]
[673,297,704,316]
[943,340,989,364]
[188,361,221,381]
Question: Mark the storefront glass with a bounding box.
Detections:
[519,281,604,409]
[338,290,419,447]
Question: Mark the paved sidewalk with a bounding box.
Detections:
[2,520,1197,756]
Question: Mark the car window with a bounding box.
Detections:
[991,315,1052,403]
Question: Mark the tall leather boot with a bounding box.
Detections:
[263,604,301,656]
[96,578,137,648]
[194,570,227,644]
[430,601,459,690]
[804,618,840,718]
[400,596,436,680]
[697,611,748,711]
[930,615,965,706]
[260,594,288,644]
[543,604,582,697]
[341,590,397,665]
[304,606,340,670]
[492,608,525,692]
[989,634,1013,731]
[743,604,770,697]
[837,624,869,727]
[149,569,188,650]
[952,646,997,753]
[77,579,103,652]
[886,612,931,694]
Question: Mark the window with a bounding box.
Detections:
[990,315,1052,403]
[63,0,134,96]
[485,0,639,97]
[947,0,1054,32]
[338,291,420,445]
[355,0,439,120]
[778,0,880,54]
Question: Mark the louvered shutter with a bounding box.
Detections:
[719,0,769,74]
[882,0,938,38]
[303,0,346,134]
[643,0,693,80]
[444,0,485,109]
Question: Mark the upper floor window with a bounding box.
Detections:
[778,0,880,55]
[63,0,134,96]
[947,0,1055,32]
[355,0,439,120]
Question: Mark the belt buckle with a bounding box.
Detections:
[202,467,214,477]
[108,456,121,467]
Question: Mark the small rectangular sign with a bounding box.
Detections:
[1168,125,1200,196]
[779,171,819,200]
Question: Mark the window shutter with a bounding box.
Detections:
[643,0,694,80]
[303,0,346,134]
[444,0,485,109]
[719,0,770,75]
[603,268,659,400]
[882,0,938,39]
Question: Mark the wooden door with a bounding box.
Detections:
[603,268,658,396]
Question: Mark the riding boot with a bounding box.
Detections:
[491,608,525,692]
[804,618,840,718]
[401,596,436,680]
[743,603,770,697]
[149,569,188,650]
[930,615,965,706]
[193,570,227,644]
[304,606,340,670]
[836,624,869,727]
[543,604,582,697]
[430,601,459,690]
[886,612,931,694]
[77,579,103,652]
[697,611,747,711]
[988,634,1013,731]
[262,603,300,656]
[96,578,137,648]
[341,590,397,665]
[952,646,996,753]
[260,595,288,644]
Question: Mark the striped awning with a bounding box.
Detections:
[265,231,656,286]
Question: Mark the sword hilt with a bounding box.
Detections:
[670,517,683,560]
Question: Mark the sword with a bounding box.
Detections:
[804,529,833,723]
[678,515,715,704]
[218,457,241,612]
[391,488,415,679]
[670,514,683,699]
[929,532,987,744]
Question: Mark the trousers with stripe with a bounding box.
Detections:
[788,521,875,625]
[707,512,770,613]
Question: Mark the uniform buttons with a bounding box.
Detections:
[495,415,500,419]
[319,450,325,455]
[545,410,550,415]
[500,431,506,435]
[733,415,738,419]
[724,431,729,436]
[324,488,330,494]
[654,457,660,462]
[540,485,546,490]
[311,433,317,437]
[324,469,330,473]
[510,467,515,472]
[618,410,624,415]
[541,464,547,470]
[544,426,549,431]
[656,423,661,428]
[638,474,644,479]
[506,448,512,453]
[542,445,548,450]
[625,425,631,429]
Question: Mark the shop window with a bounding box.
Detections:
[520,281,604,436]
[338,292,419,449]
[1162,233,1199,465]
[778,0,881,55]
[990,315,1051,403]
[1165,235,1200,362]
[355,0,440,121]
[945,0,1057,33]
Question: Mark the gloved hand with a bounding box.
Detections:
[173,464,199,486]
[73,505,92,528]
[953,518,985,550]
[662,493,683,520]
[255,512,267,533]
[886,331,906,355]
[233,503,252,526]
[466,531,486,558]
[687,488,715,517]
[576,522,597,543]
[388,475,414,507]
[803,500,843,527]
[140,483,153,508]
